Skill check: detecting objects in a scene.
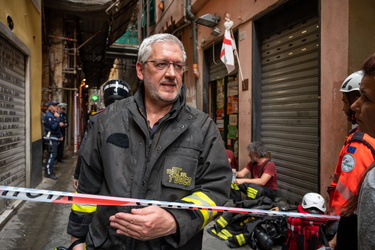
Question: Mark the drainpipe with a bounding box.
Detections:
[186,0,199,78]
[172,0,191,35]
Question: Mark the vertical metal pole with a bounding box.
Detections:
[74,90,79,154]
[73,23,80,154]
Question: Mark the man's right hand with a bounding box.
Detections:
[109,206,177,241]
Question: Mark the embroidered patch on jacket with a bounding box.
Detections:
[347,146,357,154]
[106,133,129,148]
[165,166,192,187]
[341,153,356,172]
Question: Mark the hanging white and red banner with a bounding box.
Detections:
[220,16,237,74]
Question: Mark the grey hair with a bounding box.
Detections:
[137,33,187,63]
[247,142,268,158]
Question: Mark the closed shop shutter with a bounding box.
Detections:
[0,35,26,213]
[260,17,320,202]
[209,58,229,81]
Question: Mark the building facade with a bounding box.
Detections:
[0,0,42,214]
[1,0,374,216]
[140,0,375,203]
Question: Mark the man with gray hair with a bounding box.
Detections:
[234,141,278,201]
[67,33,231,249]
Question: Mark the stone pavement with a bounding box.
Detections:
[0,149,282,250]
[0,150,76,250]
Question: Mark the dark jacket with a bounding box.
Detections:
[43,110,61,138]
[74,110,103,179]
[59,112,69,137]
[68,84,232,249]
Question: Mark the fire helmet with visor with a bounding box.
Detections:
[103,79,131,107]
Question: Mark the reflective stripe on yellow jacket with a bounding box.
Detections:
[182,191,218,228]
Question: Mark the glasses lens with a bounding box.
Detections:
[173,63,185,72]
[154,61,168,70]
[147,60,185,73]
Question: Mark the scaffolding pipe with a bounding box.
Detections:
[73,25,80,154]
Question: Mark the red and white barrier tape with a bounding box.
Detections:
[0,186,340,220]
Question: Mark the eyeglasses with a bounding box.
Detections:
[144,60,186,73]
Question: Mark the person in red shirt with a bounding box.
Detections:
[234,142,278,201]
[226,149,238,171]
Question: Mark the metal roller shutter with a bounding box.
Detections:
[260,17,320,203]
[209,61,227,82]
[0,35,26,213]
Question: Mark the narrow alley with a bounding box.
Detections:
[0,150,76,250]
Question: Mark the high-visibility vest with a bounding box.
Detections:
[329,131,375,216]
[329,128,358,188]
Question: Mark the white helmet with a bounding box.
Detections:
[302,192,326,213]
[340,70,364,92]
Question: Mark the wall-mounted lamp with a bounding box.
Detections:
[195,14,221,28]
[158,0,164,11]
[211,27,221,37]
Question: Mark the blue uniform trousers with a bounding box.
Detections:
[44,139,59,175]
